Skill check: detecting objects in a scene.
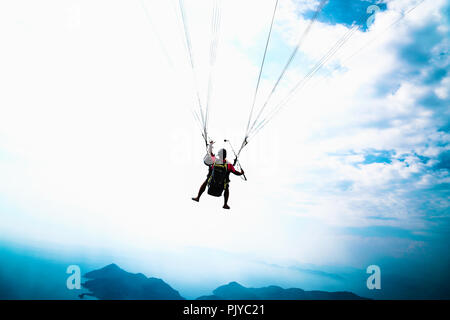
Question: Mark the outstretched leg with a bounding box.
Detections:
[223,186,230,209]
[192,179,208,202]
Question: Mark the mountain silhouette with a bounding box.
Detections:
[79,264,184,300]
[196,281,368,300]
[79,265,367,300]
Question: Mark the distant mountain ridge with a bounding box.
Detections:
[79,264,367,300]
[197,281,367,300]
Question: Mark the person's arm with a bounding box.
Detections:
[228,163,244,176]
[203,141,215,166]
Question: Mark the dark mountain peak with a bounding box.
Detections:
[262,285,286,291]
[227,281,244,288]
[80,264,184,300]
[83,263,127,280]
[213,282,258,300]
[106,263,119,269]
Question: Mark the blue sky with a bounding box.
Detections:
[311,0,387,30]
[0,0,449,299]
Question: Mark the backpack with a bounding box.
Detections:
[207,162,228,197]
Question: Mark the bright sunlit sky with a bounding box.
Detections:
[0,0,449,299]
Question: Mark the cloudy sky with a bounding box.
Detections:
[0,0,449,299]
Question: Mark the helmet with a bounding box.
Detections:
[218,148,227,161]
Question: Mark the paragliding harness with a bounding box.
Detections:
[207,162,229,197]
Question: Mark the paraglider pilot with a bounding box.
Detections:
[192,141,244,209]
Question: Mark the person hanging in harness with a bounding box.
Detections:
[192,141,244,209]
